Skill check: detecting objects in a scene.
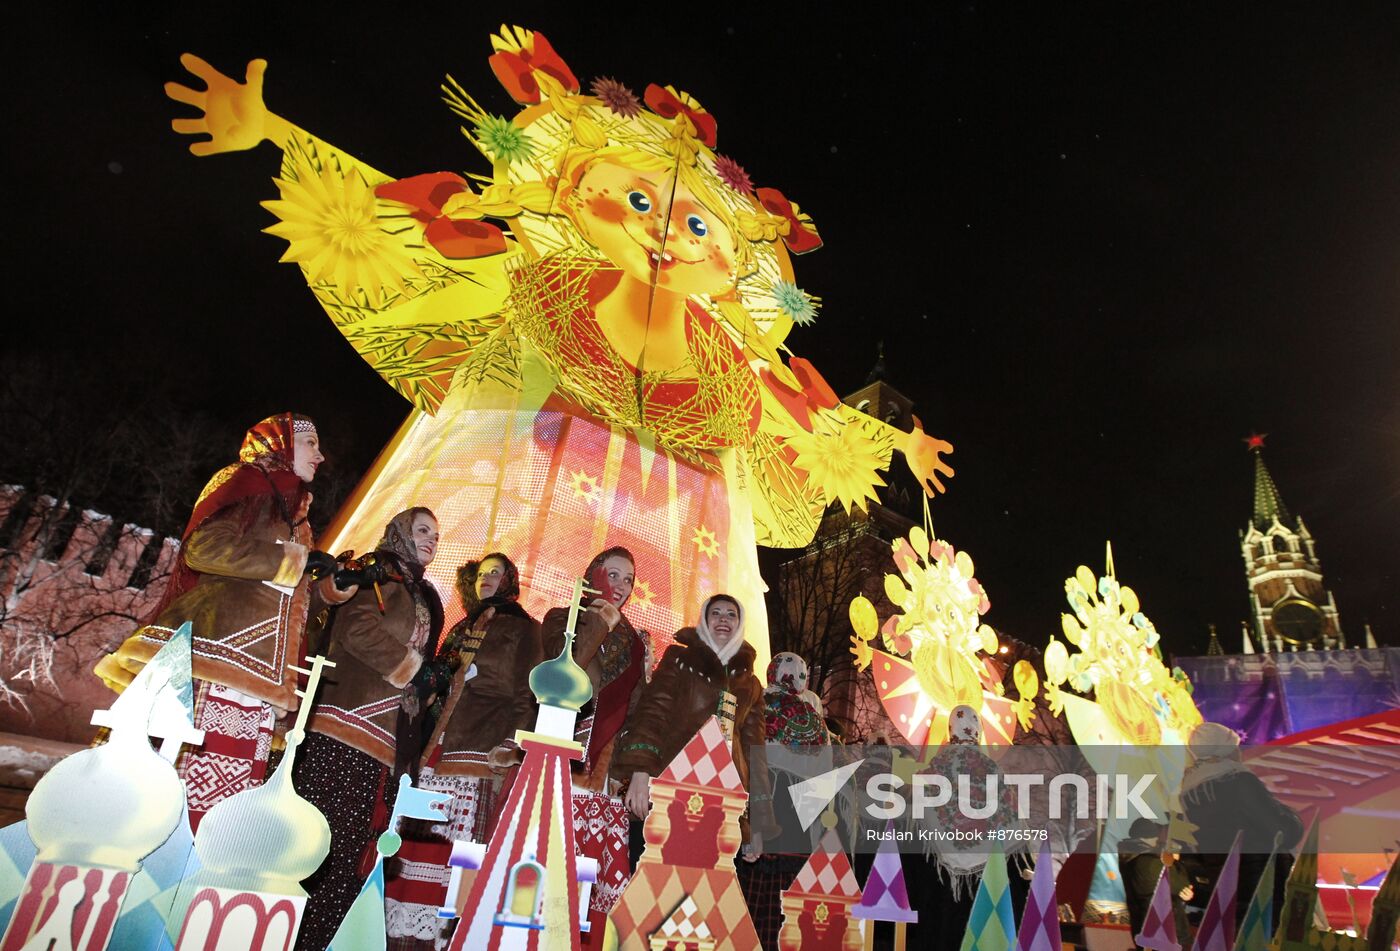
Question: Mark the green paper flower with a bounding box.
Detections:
[475,115,533,165]
[772,280,818,326]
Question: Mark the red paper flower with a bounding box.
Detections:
[713,154,753,193]
[590,76,641,118]
[755,187,822,254]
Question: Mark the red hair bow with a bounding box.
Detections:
[375,173,507,260]
[755,187,822,254]
[489,32,579,105]
[644,84,718,148]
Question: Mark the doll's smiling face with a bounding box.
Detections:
[569,160,737,297]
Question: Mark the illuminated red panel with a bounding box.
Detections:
[326,395,747,661]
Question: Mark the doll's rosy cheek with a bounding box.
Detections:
[584,195,627,224]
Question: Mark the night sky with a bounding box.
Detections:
[7,4,1398,657]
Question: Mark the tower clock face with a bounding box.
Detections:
[1270,598,1324,644]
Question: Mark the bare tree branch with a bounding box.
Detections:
[766,506,909,741]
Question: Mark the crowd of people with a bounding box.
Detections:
[89,410,1305,951]
[93,410,833,950]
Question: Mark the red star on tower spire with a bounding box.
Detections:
[1243,432,1268,451]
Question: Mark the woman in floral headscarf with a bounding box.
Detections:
[738,650,830,949]
[95,412,349,829]
[762,651,830,748]
[384,552,541,950]
[920,705,1021,897]
[294,507,446,951]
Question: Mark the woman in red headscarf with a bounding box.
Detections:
[95,412,350,827]
[538,545,650,933]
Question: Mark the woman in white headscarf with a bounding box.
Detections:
[613,595,772,845]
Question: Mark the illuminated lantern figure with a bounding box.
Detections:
[777,829,863,951]
[849,529,1019,749]
[161,26,954,666]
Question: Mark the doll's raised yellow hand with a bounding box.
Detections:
[904,415,955,496]
[167,54,289,155]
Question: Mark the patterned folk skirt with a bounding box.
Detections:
[573,788,631,944]
[383,768,496,951]
[175,680,276,831]
[737,853,807,951]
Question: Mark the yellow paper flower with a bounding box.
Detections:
[262,151,418,305]
[569,470,601,503]
[787,411,886,513]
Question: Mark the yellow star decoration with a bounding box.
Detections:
[691,525,719,559]
[874,526,994,713]
[686,792,705,816]
[786,409,887,514]
[628,579,655,611]
[261,147,419,306]
[1041,544,1202,744]
[569,469,601,504]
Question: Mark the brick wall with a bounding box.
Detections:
[0,485,176,743]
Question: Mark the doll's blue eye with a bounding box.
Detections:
[687,214,708,236]
[627,191,652,212]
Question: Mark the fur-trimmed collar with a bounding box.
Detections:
[672,627,756,683]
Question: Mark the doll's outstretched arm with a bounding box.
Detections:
[167,54,393,184]
[167,54,512,414]
[760,352,955,499]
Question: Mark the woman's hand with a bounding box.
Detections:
[487,743,520,775]
[1177,884,1194,902]
[589,599,622,631]
[166,53,288,155]
[625,771,651,819]
[317,575,357,604]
